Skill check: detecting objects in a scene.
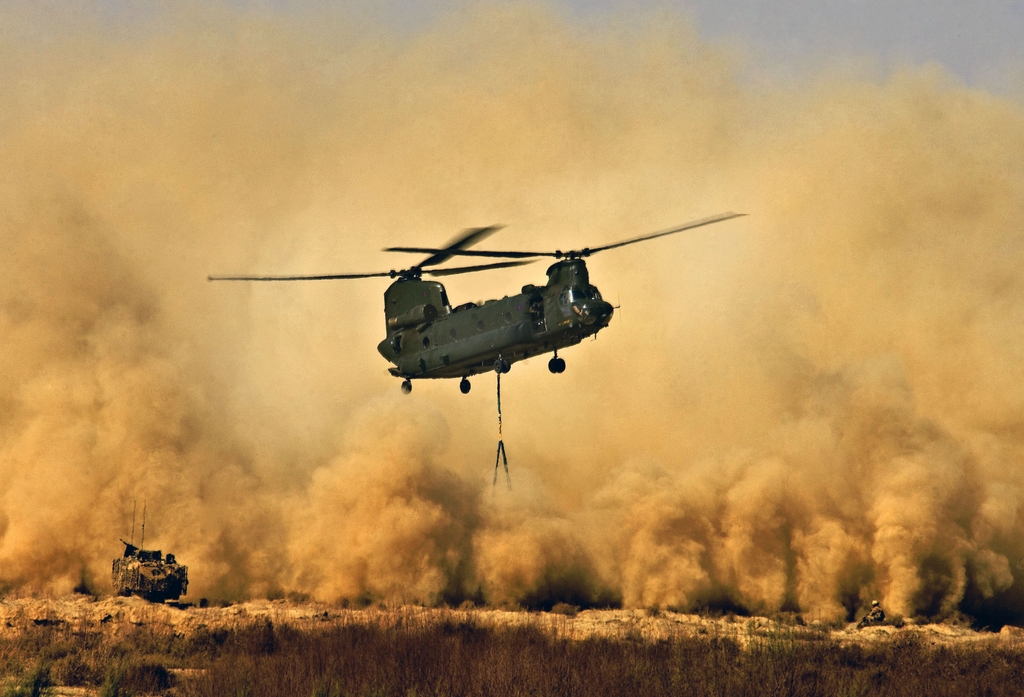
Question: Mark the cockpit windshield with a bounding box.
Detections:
[564,286,601,303]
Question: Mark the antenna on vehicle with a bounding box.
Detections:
[493,367,512,491]
[140,501,147,551]
[130,501,137,547]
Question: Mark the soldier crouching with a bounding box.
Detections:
[857,600,885,629]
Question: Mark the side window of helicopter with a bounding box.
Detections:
[422,336,431,349]
[558,289,569,306]
[391,334,402,354]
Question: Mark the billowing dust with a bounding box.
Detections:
[2,4,1024,624]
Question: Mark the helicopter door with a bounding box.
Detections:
[529,296,546,334]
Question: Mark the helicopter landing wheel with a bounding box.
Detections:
[459,378,471,394]
[493,357,510,374]
[401,379,412,394]
[548,357,565,374]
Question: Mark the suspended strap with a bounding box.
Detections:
[493,369,512,490]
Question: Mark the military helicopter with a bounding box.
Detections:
[209,212,745,394]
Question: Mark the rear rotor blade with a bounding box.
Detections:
[425,260,535,277]
[387,246,547,259]
[415,225,504,268]
[208,271,397,281]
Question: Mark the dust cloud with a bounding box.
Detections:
[2,3,1024,624]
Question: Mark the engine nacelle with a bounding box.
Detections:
[387,303,438,330]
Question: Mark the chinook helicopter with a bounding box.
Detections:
[209,212,744,394]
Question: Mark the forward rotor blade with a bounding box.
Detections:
[385,212,746,260]
[425,260,535,276]
[208,271,396,281]
[584,212,746,254]
[416,225,504,268]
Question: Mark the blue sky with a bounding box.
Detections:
[348,0,1024,90]
[565,0,1024,88]
[15,0,1024,90]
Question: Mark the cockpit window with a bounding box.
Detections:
[565,287,596,303]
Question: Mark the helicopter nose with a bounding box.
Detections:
[575,300,614,325]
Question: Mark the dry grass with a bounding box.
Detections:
[179,622,1024,697]
[0,600,1022,696]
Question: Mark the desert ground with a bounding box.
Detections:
[3,595,1021,647]
[3,595,1024,696]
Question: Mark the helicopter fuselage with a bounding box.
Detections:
[377,259,613,380]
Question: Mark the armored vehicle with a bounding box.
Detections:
[112,540,188,602]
